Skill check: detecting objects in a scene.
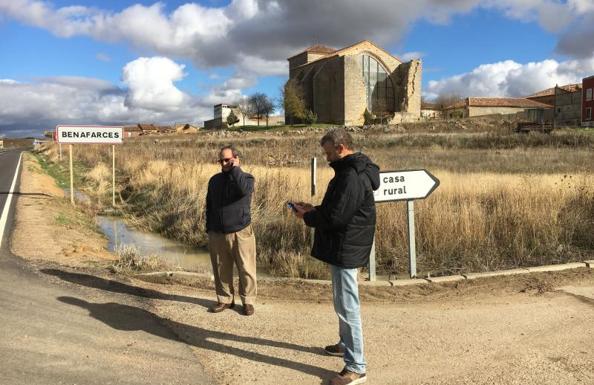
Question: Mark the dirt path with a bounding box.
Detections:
[10,153,115,267]
[10,152,594,385]
[126,270,592,385]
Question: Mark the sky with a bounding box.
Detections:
[1,0,594,137]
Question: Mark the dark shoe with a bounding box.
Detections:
[208,302,234,313]
[243,304,255,316]
[324,343,345,357]
[329,368,367,385]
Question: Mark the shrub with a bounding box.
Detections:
[303,110,318,125]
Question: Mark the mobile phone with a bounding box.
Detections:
[287,201,297,212]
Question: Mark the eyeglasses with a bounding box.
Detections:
[218,157,233,164]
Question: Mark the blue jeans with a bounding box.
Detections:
[331,265,366,374]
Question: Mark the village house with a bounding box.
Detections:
[554,84,582,127]
[174,123,199,134]
[286,40,422,125]
[443,97,551,119]
[137,124,159,135]
[123,125,142,138]
[122,123,175,136]
[525,83,583,127]
[526,83,581,106]
[420,102,443,120]
[203,103,283,129]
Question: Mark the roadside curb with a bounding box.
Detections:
[134,260,593,288]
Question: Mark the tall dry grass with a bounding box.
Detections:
[44,132,594,278]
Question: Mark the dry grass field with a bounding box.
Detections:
[41,126,594,278]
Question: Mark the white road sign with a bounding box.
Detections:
[374,169,440,202]
[56,125,123,144]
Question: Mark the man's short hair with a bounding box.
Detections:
[320,128,354,149]
[220,145,240,158]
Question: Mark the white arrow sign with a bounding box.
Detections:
[56,125,123,144]
[374,169,440,202]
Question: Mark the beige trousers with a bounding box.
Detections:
[208,225,257,305]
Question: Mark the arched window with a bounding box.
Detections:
[361,54,394,114]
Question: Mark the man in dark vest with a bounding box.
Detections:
[293,128,379,385]
[205,145,256,316]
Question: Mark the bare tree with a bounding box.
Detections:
[236,97,252,127]
[434,93,464,109]
[248,93,274,126]
[262,96,275,126]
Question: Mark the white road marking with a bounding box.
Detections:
[0,152,23,250]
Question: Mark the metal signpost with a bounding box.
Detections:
[55,125,123,206]
[310,157,317,197]
[370,169,440,280]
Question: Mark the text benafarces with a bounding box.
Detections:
[61,131,120,139]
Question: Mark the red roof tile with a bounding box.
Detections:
[527,83,581,98]
[468,97,551,108]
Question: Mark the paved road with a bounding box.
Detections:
[0,149,213,385]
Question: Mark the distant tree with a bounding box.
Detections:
[434,93,464,109]
[261,96,275,126]
[283,79,306,125]
[248,93,273,126]
[226,110,239,127]
[236,97,252,127]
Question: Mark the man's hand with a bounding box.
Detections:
[293,202,314,219]
[221,156,240,172]
[296,202,314,210]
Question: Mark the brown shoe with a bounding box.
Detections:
[208,302,234,313]
[243,304,254,316]
[324,343,345,357]
[329,368,367,385]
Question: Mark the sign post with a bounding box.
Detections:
[310,157,317,196]
[69,144,74,205]
[307,157,317,279]
[372,169,440,279]
[56,125,123,207]
[112,145,116,207]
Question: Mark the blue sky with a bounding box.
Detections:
[1,0,593,137]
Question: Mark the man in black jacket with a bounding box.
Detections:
[293,128,379,385]
[206,145,256,316]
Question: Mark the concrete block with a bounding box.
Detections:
[425,275,466,283]
[389,278,428,286]
[526,262,587,273]
[463,268,530,280]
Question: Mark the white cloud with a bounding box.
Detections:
[0,0,481,73]
[399,51,424,62]
[1,0,593,73]
[122,57,188,111]
[0,58,214,136]
[481,0,573,33]
[426,57,594,99]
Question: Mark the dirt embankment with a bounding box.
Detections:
[10,153,115,267]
